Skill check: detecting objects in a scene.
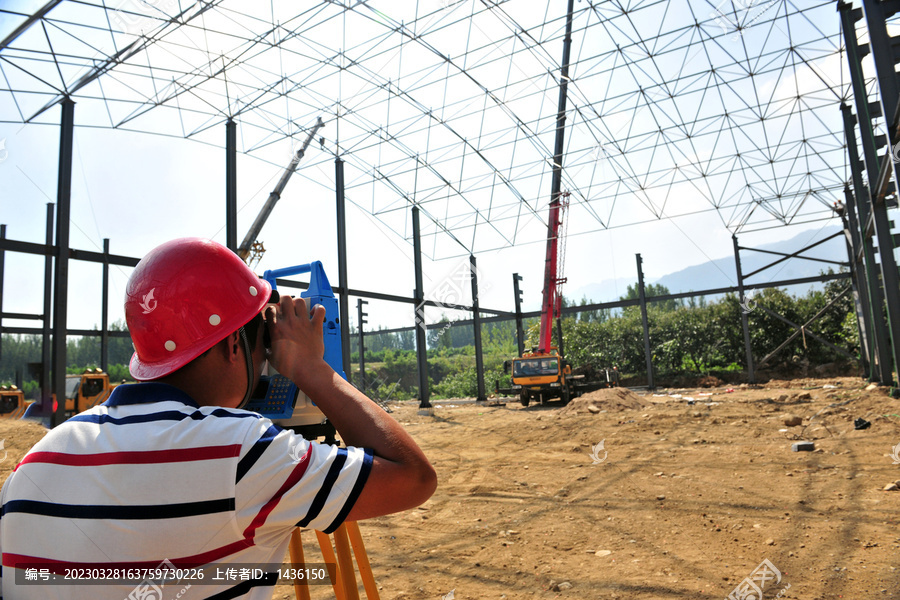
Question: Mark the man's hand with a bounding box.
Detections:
[263,295,436,521]
[264,295,330,385]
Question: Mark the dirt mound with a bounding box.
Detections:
[696,375,723,387]
[836,387,899,420]
[0,419,49,482]
[558,387,651,414]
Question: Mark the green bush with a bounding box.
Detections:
[432,366,506,399]
[0,275,859,400]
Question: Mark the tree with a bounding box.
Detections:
[620,283,680,311]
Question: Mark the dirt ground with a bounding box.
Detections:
[3,377,899,599]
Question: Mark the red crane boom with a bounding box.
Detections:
[538,192,568,353]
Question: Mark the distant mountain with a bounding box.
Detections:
[571,227,846,304]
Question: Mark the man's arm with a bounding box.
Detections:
[264,295,437,520]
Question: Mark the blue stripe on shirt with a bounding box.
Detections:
[68,409,262,426]
[235,425,283,484]
[296,448,348,528]
[103,383,199,408]
[2,498,235,520]
[323,447,374,534]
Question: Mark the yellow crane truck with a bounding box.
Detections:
[62,369,120,415]
[23,369,123,422]
[0,385,27,420]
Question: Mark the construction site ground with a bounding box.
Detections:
[2,376,899,599]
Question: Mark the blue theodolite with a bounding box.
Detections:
[244,261,344,441]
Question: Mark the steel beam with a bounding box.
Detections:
[0,0,64,52]
[470,254,486,402]
[635,254,654,390]
[364,271,852,338]
[53,98,74,427]
[733,235,756,383]
[335,158,352,382]
[26,2,228,123]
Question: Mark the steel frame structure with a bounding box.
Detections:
[0,0,889,409]
[840,0,900,387]
[1,1,849,252]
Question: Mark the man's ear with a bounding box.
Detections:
[225,331,242,363]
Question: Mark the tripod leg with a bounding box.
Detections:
[316,529,346,600]
[346,521,380,600]
[288,529,311,600]
[333,524,360,600]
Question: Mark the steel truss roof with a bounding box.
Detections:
[0,0,853,260]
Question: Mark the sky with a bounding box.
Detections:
[0,0,877,337]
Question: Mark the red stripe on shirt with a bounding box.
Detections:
[3,539,253,574]
[243,445,313,541]
[3,448,314,574]
[15,445,242,470]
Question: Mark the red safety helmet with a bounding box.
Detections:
[125,237,271,380]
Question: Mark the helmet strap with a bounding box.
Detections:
[236,326,254,409]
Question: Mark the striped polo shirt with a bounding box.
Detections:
[0,382,372,599]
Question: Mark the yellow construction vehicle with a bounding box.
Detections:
[60,369,120,415]
[0,385,28,420]
[24,369,123,422]
[509,349,572,405]
[497,194,618,407]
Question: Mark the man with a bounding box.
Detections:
[0,238,436,599]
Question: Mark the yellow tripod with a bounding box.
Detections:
[287,522,380,600]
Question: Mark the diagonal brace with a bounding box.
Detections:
[741,231,844,279]
[757,288,853,367]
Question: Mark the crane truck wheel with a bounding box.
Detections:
[519,390,530,407]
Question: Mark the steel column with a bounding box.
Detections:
[635,254,654,390]
[840,3,900,384]
[549,0,574,207]
[226,119,238,252]
[0,224,5,361]
[335,158,352,382]
[861,0,900,168]
[470,254,486,402]
[101,238,110,373]
[841,103,891,382]
[412,206,430,408]
[41,204,53,419]
[733,235,756,383]
[513,273,525,356]
[840,187,871,377]
[53,98,74,427]
[357,299,367,389]
[555,317,565,361]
